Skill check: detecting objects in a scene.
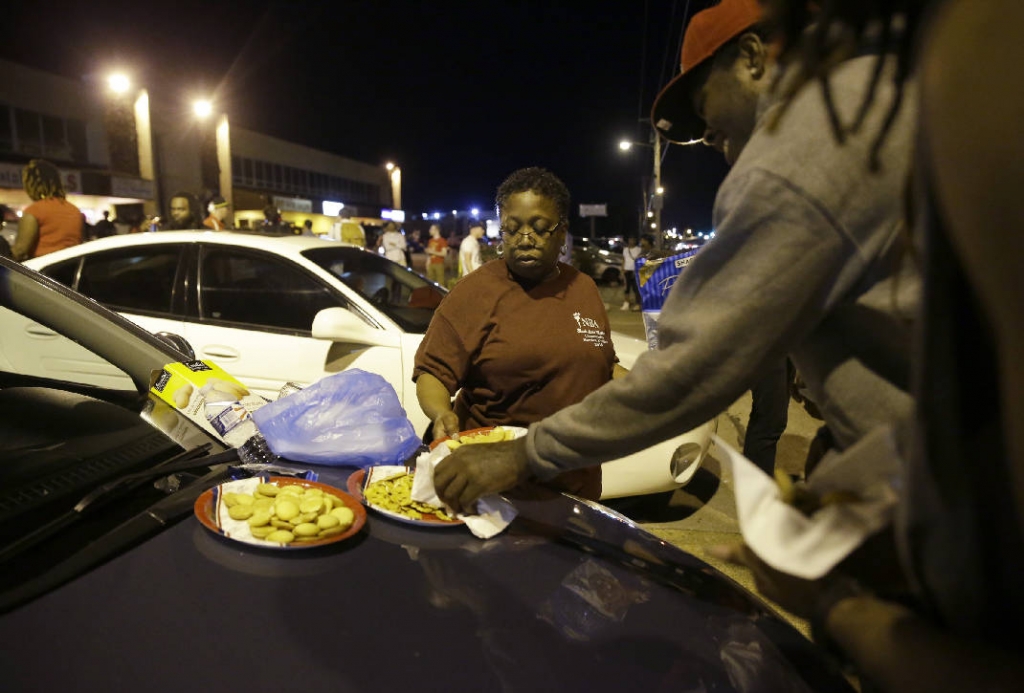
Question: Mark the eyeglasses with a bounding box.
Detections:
[499,219,562,242]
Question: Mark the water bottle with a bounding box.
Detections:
[205,399,278,464]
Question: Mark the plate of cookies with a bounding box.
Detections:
[194,476,366,548]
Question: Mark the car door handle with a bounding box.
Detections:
[201,346,240,361]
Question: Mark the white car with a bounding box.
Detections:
[26,231,715,498]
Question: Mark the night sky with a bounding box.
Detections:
[3,0,730,235]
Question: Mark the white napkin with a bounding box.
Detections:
[411,428,524,539]
[215,477,266,545]
[713,428,900,579]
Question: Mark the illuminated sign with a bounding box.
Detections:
[381,209,406,223]
[322,200,345,216]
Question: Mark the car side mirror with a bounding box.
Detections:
[155,331,195,360]
[311,307,400,347]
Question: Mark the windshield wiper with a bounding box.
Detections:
[0,462,235,615]
[0,443,238,565]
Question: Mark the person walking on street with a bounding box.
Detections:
[621,236,642,310]
[459,220,486,277]
[94,210,116,239]
[11,159,82,261]
[425,223,447,285]
[381,222,407,266]
[203,196,231,230]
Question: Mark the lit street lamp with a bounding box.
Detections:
[617,133,664,248]
[192,99,213,119]
[385,162,402,212]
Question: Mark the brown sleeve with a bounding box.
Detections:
[412,311,470,395]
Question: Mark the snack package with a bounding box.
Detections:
[635,247,701,350]
[149,360,266,442]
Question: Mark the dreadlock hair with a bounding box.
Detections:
[760,0,931,170]
[22,159,66,201]
[495,167,571,223]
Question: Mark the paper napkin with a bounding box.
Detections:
[713,428,901,579]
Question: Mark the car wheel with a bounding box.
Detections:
[602,268,622,285]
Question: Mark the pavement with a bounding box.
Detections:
[597,284,819,637]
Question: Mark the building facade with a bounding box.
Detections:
[0,58,394,237]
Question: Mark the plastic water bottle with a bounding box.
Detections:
[205,400,278,465]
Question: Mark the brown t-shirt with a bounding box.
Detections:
[414,259,615,499]
[24,197,82,258]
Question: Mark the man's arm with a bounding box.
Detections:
[527,171,858,479]
[12,213,39,261]
[436,173,863,508]
[715,543,1024,693]
[826,595,1024,692]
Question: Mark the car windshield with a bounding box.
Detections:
[302,246,446,333]
[0,259,225,599]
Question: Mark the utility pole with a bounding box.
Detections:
[653,134,663,249]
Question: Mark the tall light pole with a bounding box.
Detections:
[618,135,666,249]
[385,162,401,211]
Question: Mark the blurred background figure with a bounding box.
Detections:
[11,159,82,261]
[165,191,203,230]
[381,221,407,266]
[425,223,447,285]
[459,220,486,276]
[301,219,315,236]
[621,236,641,310]
[203,196,231,230]
[93,210,116,239]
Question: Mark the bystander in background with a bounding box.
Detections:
[11,159,82,261]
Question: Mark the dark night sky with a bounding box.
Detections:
[3,0,730,235]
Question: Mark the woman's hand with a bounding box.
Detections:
[432,411,461,444]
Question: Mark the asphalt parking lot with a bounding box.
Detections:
[598,284,818,636]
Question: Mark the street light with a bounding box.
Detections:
[108,73,131,94]
[385,163,402,211]
[193,99,213,119]
[616,133,664,248]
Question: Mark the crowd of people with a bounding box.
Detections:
[422,1,1023,691]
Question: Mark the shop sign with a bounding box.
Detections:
[272,195,312,213]
[0,162,81,193]
[111,176,155,200]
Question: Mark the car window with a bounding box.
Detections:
[77,246,182,315]
[303,246,445,333]
[36,257,80,288]
[0,305,133,391]
[198,248,337,332]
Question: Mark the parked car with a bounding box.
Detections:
[0,253,853,693]
[573,238,624,285]
[26,231,717,499]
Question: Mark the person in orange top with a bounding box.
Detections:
[12,159,82,261]
[203,196,231,231]
[424,223,447,285]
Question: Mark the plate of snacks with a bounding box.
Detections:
[347,465,463,527]
[194,476,366,548]
[429,425,526,451]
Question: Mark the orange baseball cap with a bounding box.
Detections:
[650,0,764,144]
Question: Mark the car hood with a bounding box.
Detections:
[0,467,852,692]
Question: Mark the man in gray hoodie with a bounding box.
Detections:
[435,0,919,511]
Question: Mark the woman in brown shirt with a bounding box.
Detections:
[413,167,624,501]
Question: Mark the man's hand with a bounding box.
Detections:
[434,437,531,514]
[709,542,829,619]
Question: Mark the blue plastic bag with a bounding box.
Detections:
[252,369,420,467]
